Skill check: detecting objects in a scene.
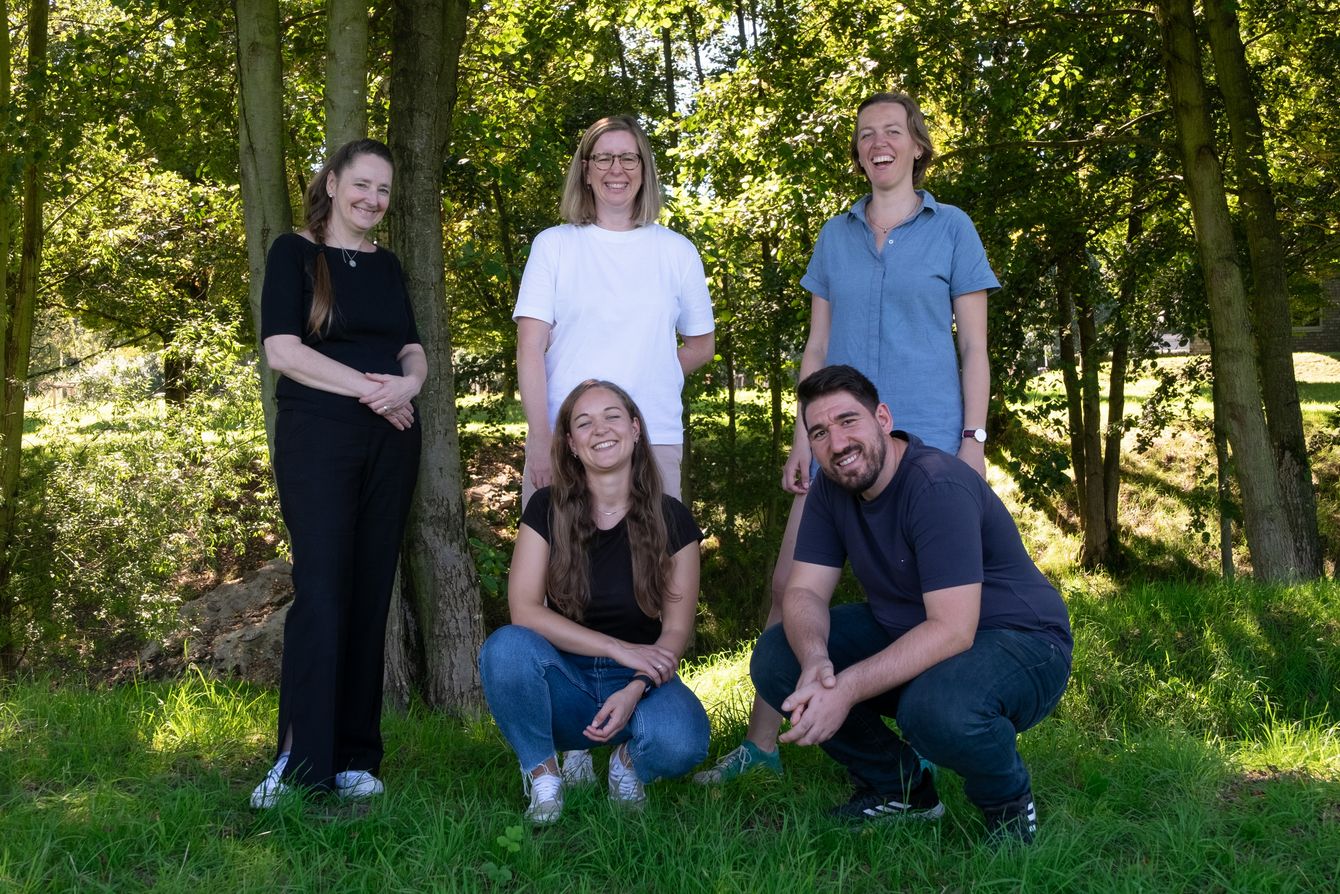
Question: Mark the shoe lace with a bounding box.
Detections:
[527,772,562,805]
[611,751,643,799]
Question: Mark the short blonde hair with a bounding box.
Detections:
[559,115,663,226]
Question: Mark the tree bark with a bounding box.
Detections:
[1156,0,1302,580]
[1053,249,1086,519]
[0,0,47,676]
[1203,0,1321,576]
[325,0,369,150]
[234,0,292,456]
[1075,274,1110,567]
[1103,206,1141,543]
[384,0,481,714]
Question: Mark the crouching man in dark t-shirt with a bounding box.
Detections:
[750,365,1071,845]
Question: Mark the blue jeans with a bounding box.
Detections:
[751,603,1070,807]
[479,625,709,783]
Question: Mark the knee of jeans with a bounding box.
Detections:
[749,625,799,708]
[896,684,985,761]
[478,625,545,683]
[636,709,709,781]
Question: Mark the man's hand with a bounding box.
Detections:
[779,670,853,746]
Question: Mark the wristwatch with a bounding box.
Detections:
[962,428,987,443]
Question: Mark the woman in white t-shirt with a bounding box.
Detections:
[514,115,715,508]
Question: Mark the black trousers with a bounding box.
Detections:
[272,408,421,790]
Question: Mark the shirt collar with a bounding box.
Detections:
[847,190,939,224]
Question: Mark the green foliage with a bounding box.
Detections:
[5,328,281,671]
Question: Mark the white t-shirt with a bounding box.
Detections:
[513,223,715,444]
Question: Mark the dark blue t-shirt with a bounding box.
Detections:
[794,432,1072,660]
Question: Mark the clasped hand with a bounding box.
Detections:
[778,657,852,747]
[360,372,420,430]
[610,641,679,686]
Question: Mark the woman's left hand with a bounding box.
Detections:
[360,372,422,418]
[584,685,642,742]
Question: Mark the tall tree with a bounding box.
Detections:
[383,0,482,712]
[1156,0,1303,581]
[1203,0,1321,576]
[325,0,369,150]
[1,0,48,675]
[234,0,292,451]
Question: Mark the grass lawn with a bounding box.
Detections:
[5,355,1337,891]
[2,576,1337,892]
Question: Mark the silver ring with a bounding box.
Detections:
[381,405,390,413]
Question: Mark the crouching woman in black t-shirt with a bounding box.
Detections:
[479,379,709,824]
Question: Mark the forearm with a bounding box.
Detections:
[510,601,620,659]
[265,337,375,399]
[959,348,990,430]
[836,617,976,704]
[677,332,715,376]
[516,345,551,442]
[782,586,832,667]
[398,345,428,390]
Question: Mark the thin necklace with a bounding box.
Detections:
[327,237,361,268]
[597,505,627,517]
[867,196,923,234]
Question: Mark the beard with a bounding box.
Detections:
[825,434,888,495]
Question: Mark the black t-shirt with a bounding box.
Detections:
[796,432,1073,660]
[260,232,421,426]
[521,488,704,644]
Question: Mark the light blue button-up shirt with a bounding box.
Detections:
[801,191,1000,453]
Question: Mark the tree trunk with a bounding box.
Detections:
[1156,0,1302,580]
[1053,249,1086,519]
[1103,207,1142,541]
[0,0,47,676]
[325,0,369,150]
[1203,0,1321,576]
[234,0,292,456]
[1211,360,1234,580]
[1075,277,1110,567]
[384,0,481,714]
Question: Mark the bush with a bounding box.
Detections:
[5,325,282,672]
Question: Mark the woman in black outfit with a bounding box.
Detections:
[251,138,425,808]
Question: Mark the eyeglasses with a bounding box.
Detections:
[587,152,642,172]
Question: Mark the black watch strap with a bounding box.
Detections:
[631,674,656,697]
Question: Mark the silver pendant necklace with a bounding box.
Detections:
[337,245,358,268]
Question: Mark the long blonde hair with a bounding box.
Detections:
[545,380,674,621]
[301,138,394,337]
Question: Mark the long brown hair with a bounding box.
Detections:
[301,138,394,337]
[545,380,674,621]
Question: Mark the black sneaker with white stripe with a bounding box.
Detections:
[827,771,945,823]
[982,790,1038,845]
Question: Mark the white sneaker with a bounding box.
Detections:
[607,744,646,809]
[524,770,564,825]
[560,749,597,786]
[250,753,291,809]
[334,770,385,800]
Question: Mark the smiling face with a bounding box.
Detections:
[854,101,921,191]
[804,390,895,496]
[565,386,641,474]
[326,152,393,242]
[583,129,643,223]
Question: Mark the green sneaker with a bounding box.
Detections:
[692,741,783,785]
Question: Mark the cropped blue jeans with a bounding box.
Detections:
[479,625,709,783]
[751,603,1070,808]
